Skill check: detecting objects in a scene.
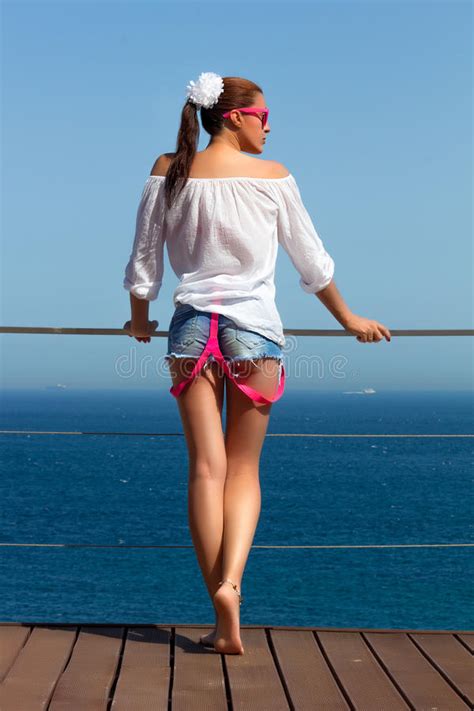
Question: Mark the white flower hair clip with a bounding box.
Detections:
[185,71,224,110]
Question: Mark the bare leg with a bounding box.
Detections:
[167,356,226,641]
[213,357,281,655]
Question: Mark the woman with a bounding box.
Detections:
[123,72,391,655]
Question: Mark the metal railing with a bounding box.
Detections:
[1,326,473,337]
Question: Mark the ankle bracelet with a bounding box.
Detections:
[218,578,243,604]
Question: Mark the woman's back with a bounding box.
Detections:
[123,151,335,347]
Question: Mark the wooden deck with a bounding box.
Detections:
[0,623,472,710]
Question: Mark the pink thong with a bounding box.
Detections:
[169,311,285,404]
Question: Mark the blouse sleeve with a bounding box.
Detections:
[123,177,166,301]
[274,175,335,294]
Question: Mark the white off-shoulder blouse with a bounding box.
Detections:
[123,173,335,347]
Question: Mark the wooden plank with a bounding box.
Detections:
[172,626,227,710]
[225,628,289,710]
[270,629,350,710]
[48,625,123,710]
[0,625,31,682]
[0,625,76,711]
[456,633,474,653]
[223,628,289,711]
[317,631,410,710]
[364,632,470,710]
[110,626,171,710]
[409,633,474,708]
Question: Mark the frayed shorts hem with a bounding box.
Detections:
[164,352,284,363]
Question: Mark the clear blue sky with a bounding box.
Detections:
[1,1,472,391]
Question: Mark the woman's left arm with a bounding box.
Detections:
[316,280,391,343]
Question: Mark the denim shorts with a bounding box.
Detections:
[164,303,284,382]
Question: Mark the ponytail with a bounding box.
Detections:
[164,101,200,210]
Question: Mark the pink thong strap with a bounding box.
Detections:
[169,312,285,405]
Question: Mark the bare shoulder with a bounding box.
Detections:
[148,154,290,179]
[261,160,291,179]
[149,153,176,177]
[236,157,290,179]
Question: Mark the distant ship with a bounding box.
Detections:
[342,388,376,395]
[45,384,67,390]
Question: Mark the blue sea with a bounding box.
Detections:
[1,389,473,630]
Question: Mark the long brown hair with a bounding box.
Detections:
[164,76,263,210]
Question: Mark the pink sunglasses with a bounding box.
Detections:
[222,106,269,128]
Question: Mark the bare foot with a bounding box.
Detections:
[212,583,244,655]
[199,628,217,647]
